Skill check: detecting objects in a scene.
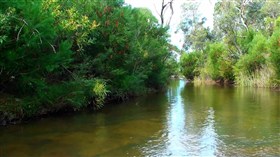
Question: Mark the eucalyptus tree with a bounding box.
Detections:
[157,0,174,27]
[179,0,280,86]
[180,1,213,52]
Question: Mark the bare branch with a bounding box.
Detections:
[167,0,174,26]
[153,3,161,17]
[159,0,174,26]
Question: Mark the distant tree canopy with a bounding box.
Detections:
[180,0,280,87]
[0,0,177,119]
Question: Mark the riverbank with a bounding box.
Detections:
[0,94,73,126]
[0,80,279,157]
[0,1,178,126]
[2,78,279,126]
[0,86,164,126]
[192,76,280,89]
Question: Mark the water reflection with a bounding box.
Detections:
[0,80,279,157]
[140,80,186,156]
[142,80,220,156]
[165,80,187,156]
[165,80,220,156]
[199,107,218,156]
[180,83,280,156]
[142,80,279,156]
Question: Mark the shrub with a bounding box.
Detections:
[180,51,202,80]
[268,26,280,84]
[234,33,268,79]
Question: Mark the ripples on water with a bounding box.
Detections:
[0,80,279,156]
[141,80,279,157]
[142,80,222,156]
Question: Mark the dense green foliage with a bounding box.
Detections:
[180,51,202,80]
[180,0,280,87]
[0,0,175,122]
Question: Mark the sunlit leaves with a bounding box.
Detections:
[42,0,99,51]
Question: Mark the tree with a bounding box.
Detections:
[157,0,174,27]
[179,0,280,87]
[0,0,176,121]
[180,1,213,51]
[180,52,202,80]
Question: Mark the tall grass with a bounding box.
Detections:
[193,76,216,86]
[193,67,216,85]
[235,65,278,88]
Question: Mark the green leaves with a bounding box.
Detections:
[180,52,202,80]
[268,27,280,81]
[179,0,280,87]
[0,0,175,120]
[235,33,267,78]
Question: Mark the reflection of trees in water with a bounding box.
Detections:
[143,80,220,156]
[141,80,279,156]
[181,83,280,156]
[180,83,220,156]
[165,79,187,156]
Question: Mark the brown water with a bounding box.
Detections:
[0,80,279,157]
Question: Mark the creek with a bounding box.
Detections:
[0,80,279,156]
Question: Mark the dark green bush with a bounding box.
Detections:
[0,0,176,120]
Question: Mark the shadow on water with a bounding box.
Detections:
[0,80,279,157]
